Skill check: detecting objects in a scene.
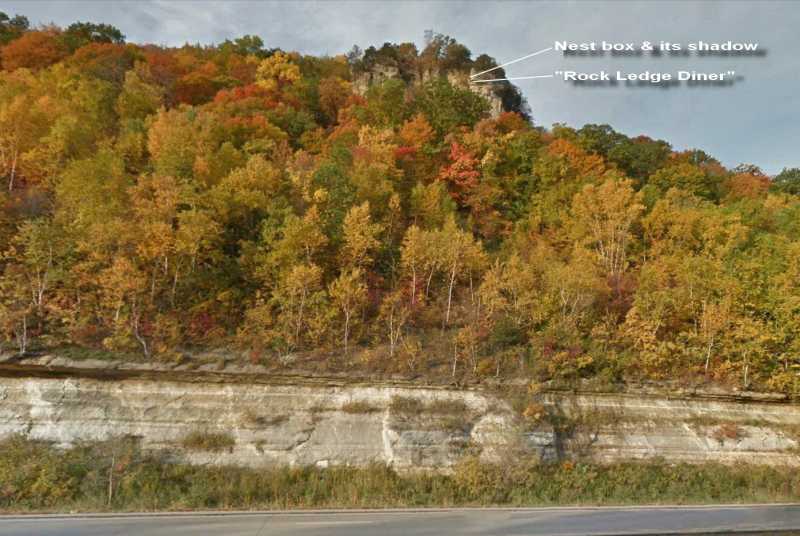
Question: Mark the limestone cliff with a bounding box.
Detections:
[0,357,798,471]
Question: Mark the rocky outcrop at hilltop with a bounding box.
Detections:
[353,63,505,118]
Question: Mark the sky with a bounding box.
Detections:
[4,0,798,174]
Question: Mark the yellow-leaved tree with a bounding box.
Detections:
[328,267,367,356]
[255,51,300,92]
[570,177,644,280]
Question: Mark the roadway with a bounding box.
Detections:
[1,504,799,535]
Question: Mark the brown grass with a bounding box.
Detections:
[341,401,381,414]
[712,423,748,444]
[180,430,235,452]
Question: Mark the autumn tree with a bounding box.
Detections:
[318,76,351,124]
[68,42,137,85]
[438,142,481,205]
[115,67,165,169]
[378,289,410,358]
[256,51,300,93]
[328,267,368,355]
[0,72,52,191]
[348,126,400,212]
[399,113,434,149]
[400,224,429,308]
[0,264,33,354]
[265,206,328,275]
[146,106,220,179]
[646,162,719,200]
[725,171,771,201]
[341,201,383,269]
[97,256,152,357]
[357,79,408,128]
[267,263,327,354]
[436,215,485,326]
[527,138,608,230]
[1,29,68,71]
[699,298,732,373]
[570,177,644,279]
[5,218,68,313]
[409,181,455,229]
[479,255,540,335]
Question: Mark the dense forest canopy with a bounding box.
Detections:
[2,15,800,393]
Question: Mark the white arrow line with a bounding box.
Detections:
[470,46,554,79]
[472,74,554,83]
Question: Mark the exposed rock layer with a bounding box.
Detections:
[0,359,798,470]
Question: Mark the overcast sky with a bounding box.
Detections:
[5,0,798,174]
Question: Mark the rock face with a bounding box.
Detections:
[352,64,505,118]
[352,64,402,96]
[0,370,798,470]
[0,377,509,471]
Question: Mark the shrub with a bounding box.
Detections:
[389,396,471,433]
[522,402,546,424]
[240,410,289,427]
[427,399,468,415]
[389,396,424,414]
[341,401,380,414]
[180,431,235,452]
[712,423,748,444]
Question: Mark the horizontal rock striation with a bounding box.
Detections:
[0,362,798,470]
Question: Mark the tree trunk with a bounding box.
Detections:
[171,267,179,308]
[445,266,457,326]
[343,308,350,356]
[388,308,395,357]
[294,290,307,348]
[7,150,17,192]
[131,304,150,358]
[15,315,27,355]
[425,268,435,299]
[704,338,713,373]
[410,269,417,307]
[743,359,750,388]
[107,454,115,507]
[150,266,157,301]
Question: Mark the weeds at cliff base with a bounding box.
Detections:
[2,436,798,512]
[179,431,236,452]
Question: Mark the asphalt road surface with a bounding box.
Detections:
[1,505,799,536]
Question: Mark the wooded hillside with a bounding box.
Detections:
[2,15,800,392]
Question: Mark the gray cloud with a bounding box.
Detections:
[4,0,798,173]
